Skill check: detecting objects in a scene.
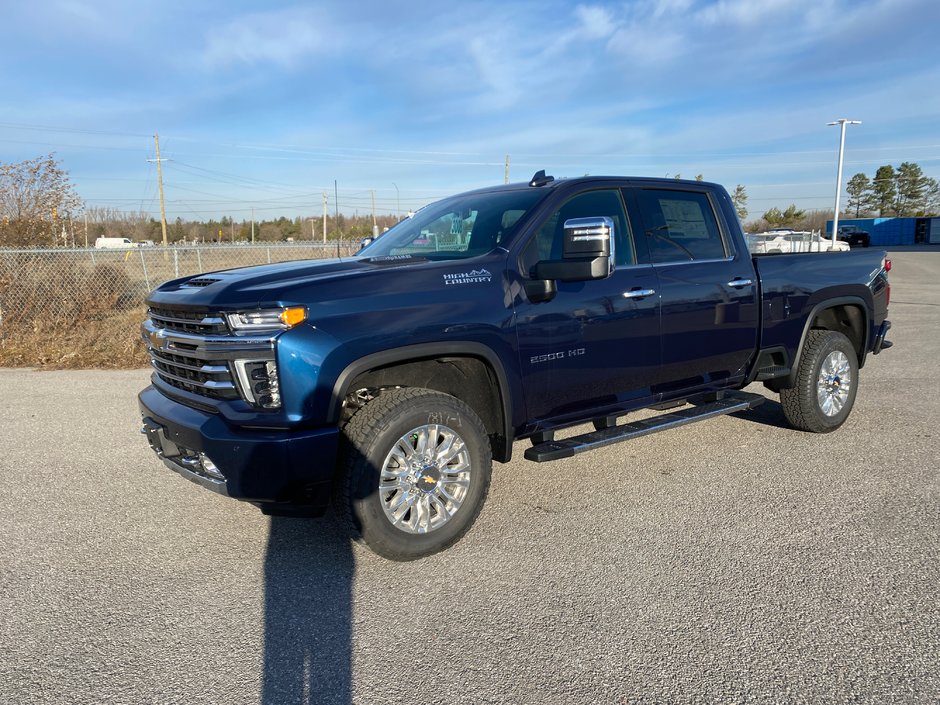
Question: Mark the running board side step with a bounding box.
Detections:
[524,391,766,463]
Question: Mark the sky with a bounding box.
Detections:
[1,0,939,223]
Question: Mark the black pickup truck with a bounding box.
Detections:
[837,225,872,248]
[140,173,892,560]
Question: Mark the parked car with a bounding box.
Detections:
[836,225,871,248]
[139,173,892,560]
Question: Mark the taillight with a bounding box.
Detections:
[883,258,891,306]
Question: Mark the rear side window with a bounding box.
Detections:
[634,189,727,263]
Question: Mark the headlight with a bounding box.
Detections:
[225,306,306,331]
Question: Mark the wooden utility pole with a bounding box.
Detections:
[83,212,89,248]
[150,134,169,247]
[251,207,255,243]
[322,192,328,242]
[505,155,510,184]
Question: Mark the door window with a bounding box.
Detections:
[521,189,635,274]
[634,190,728,263]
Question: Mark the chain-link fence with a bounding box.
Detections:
[0,242,359,367]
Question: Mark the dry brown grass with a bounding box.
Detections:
[0,307,148,369]
[0,259,149,369]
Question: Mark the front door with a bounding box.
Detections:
[513,188,661,425]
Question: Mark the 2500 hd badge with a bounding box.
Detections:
[530,348,586,364]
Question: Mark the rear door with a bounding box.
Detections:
[624,185,759,396]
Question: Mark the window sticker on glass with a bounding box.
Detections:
[660,199,709,239]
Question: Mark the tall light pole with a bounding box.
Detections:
[828,119,861,248]
[392,182,400,221]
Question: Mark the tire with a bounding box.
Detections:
[780,330,858,433]
[336,387,492,560]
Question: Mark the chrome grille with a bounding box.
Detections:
[143,311,275,407]
[147,307,228,335]
[149,347,239,400]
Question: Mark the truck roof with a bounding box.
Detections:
[460,173,724,196]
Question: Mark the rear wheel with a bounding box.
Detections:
[337,387,491,560]
[781,330,858,433]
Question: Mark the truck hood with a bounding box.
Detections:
[145,254,500,311]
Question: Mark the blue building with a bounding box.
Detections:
[826,217,940,246]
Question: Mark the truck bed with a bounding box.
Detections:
[754,249,889,369]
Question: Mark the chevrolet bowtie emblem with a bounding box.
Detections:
[149,328,167,349]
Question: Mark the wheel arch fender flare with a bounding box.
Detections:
[786,295,870,388]
[328,341,515,456]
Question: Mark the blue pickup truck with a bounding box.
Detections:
[140,173,892,560]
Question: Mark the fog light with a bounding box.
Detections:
[199,454,225,481]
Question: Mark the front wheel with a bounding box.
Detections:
[336,387,492,560]
[781,330,859,433]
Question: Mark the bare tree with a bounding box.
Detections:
[0,154,82,246]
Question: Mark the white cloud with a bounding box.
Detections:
[605,24,685,64]
[574,4,618,39]
[697,0,796,27]
[202,8,340,69]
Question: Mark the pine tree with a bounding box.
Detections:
[846,173,872,217]
[893,162,928,216]
[871,165,896,216]
[731,185,748,219]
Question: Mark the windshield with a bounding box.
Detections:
[358,188,546,260]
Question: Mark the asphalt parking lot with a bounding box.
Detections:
[1,250,938,705]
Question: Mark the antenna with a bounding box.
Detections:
[529,170,555,187]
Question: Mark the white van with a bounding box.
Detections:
[94,237,134,249]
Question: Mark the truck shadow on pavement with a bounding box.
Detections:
[730,398,792,430]
[262,514,354,704]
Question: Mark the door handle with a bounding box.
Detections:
[726,278,753,288]
[622,288,656,299]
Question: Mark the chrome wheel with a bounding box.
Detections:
[816,350,852,417]
[379,423,472,534]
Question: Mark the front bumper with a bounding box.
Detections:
[139,385,340,508]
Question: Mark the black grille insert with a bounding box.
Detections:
[148,307,228,335]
